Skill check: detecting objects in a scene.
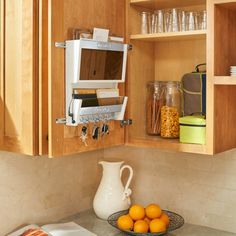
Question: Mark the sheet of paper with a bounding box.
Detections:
[93,28,109,42]
[7,225,40,236]
[96,88,119,98]
[41,222,97,236]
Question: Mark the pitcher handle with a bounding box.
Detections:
[120,165,133,202]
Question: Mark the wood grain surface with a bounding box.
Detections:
[47,0,126,156]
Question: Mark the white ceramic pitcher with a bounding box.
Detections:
[93,161,133,220]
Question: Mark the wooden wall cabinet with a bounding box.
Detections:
[1,0,236,157]
[0,0,38,155]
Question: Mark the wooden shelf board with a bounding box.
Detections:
[130,30,207,42]
[130,0,206,9]
[214,76,236,85]
[126,137,208,155]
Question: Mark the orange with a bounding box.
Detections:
[145,204,162,219]
[160,213,170,226]
[117,214,134,231]
[149,218,167,233]
[144,216,151,225]
[129,204,145,221]
[133,220,149,233]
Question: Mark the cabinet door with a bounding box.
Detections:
[46,0,126,157]
[0,0,38,155]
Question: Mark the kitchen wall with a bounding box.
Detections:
[0,150,103,235]
[2,146,236,234]
[104,146,236,233]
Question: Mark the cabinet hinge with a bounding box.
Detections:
[56,118,67,124]
[55,42,66,48]
[128,44,133,50]
[120,119,132,127]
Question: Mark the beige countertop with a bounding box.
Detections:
[62,210,236,236]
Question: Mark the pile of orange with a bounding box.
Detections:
[117,204,170,233]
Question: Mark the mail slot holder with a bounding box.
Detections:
[67,95,128,125]
[56,39,130,126]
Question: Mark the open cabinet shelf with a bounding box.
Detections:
[126,0,209,154]
[212,2,236,154]
[214,2,236,77]
[214,76,236,85]
[130,0,206,9]
[130,30,207,42]
[126,137,207,154]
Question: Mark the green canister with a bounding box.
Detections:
[179,116,206,144]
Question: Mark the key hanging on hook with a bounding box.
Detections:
[101,123,109,136]
[105,123,109,135]
[80,126,88,146]
[92,125,100,140]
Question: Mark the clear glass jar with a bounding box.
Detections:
[146,81,165,135]
[161,81,183,138]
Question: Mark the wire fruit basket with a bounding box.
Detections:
[107,209,184,236]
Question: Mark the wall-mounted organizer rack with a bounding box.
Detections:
[56,39,131,126]
[67,95,128,125]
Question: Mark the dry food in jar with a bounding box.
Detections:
[146,81,165,135]
[161,106,180,138]
[147,98,164,135]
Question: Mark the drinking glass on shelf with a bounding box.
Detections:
[186,11,195,31]
[156,10,164,33]
[178,10,186,31]
[141,12,151,34]
[164,9,172,32]
[150,13,158,34]
[194,12,200,30]
[200,10,207,30]
[171,8,179,32]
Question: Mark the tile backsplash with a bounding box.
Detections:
[104,146,236,233]
[0,150,103,235]
[1,146,236,234]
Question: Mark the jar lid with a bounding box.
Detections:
[179,116,206,126]
[147,81,166,86]
[166,81,181,88]
[166,81,180,85]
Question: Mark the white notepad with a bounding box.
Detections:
[42,222,97,236]
[8,222,97,236]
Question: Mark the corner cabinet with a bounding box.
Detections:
[0,0,38,155]
[1,0,236,157]
[126,0,236,155]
